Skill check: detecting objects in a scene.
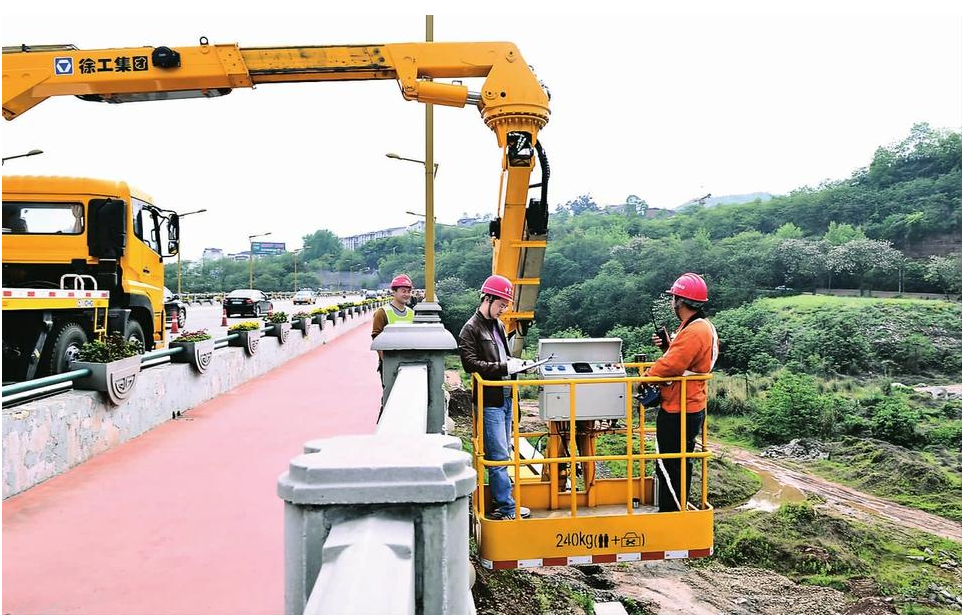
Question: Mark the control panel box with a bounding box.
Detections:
[537,338,627,421]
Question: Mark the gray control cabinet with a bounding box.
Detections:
[537,338,627,421]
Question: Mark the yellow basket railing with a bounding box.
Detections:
[471,364,713,522]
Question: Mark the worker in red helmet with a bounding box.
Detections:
[372,273,415,375]
[647,272,719,513]
[458,274,534,520]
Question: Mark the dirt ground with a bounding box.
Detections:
[445,371,950,614]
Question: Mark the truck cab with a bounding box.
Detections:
[2,176,179,379]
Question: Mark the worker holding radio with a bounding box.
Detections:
[458,274,534,520]
[647,273,719,512]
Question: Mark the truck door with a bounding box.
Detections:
[128,197,164,343]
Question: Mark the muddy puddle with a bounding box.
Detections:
[738,467,806,511]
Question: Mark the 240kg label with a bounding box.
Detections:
[554,531,644,550]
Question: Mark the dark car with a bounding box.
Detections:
[224,289,273,318]
[164,286,187,330]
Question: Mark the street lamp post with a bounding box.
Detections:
[247,232,272,288]
[292,249,302,292]
[2,149,43,165]
[175,208,207,296]
[385,155,440,302]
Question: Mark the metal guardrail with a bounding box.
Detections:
[0,307,386,403]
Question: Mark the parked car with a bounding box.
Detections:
[293,290,316,305]
[163,286,187,330]
[224,289,273,317]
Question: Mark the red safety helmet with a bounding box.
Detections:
[390,274,413,290]
[480,274,514,302]
[667,272,708,303]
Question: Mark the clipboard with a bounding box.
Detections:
[518,353,555,373]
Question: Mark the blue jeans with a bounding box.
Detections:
[483,393,516,515]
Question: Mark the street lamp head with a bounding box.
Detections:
[26,149,43,156]
[386,152,401,159]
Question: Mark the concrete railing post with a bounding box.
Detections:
[279,433,476,615]
[371,323,456,434]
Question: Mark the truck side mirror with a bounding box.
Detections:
[87,198,127,259]
[166,213,180,256]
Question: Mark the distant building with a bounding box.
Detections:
[340,220,426,251]
[201,247,224,261]
[457,213,491,226]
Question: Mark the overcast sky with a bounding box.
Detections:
[3,6,961,259]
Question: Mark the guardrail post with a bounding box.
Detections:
[279,433,476,614]
[371,323,456,434]
[412,301,442,324]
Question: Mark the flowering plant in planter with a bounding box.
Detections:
[228,321,262,355]
[265,311,291,343]
[266,311,289,324]
[71,333,144,404]
[228,321,261,332]
[170,329,215,373]
[292,311,312,335]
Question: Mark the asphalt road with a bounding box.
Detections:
[172,293,365,338]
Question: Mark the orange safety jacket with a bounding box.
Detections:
[647,316,719,413]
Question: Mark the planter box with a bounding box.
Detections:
[293,318,311,336]
[69,355,141,405]
[266,322,291,344]
[228,329,262,356]
[170,338,215,373]
[337,310,346,320]
[311,314,327,329]
[327,313,337,324]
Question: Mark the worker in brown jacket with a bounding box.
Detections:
[648,273,719,512]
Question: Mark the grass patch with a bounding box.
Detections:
[709,415,758,450]
[594,431,761,509]
[712,500,962,605]
[806,437,962,522]
[472,560,600,614]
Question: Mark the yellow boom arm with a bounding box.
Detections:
[2,39,551,344]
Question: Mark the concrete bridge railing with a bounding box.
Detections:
[279,316,476,615]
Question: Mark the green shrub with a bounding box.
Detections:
[174,329,212,342]
[871,395,921,447]
[751,371,829,444]
[77,333,143,362]
[923,421,962,447]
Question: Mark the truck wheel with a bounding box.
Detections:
[47,323,88,375]
[124,319,146,350]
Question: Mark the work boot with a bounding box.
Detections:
[492,506,530,520]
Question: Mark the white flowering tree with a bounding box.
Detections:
[775,238,827,287]
[924,253,962,297]
[827,238,903,294]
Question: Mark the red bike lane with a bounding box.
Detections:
[3,325,381,614]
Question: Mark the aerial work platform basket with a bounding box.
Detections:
[471,363,714,569]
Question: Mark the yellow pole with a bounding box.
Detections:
[424,14,436,303]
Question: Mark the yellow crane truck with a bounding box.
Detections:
[2,37,714,567]
[2,176,179,381]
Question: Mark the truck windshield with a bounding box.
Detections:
[2,201,84,235]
